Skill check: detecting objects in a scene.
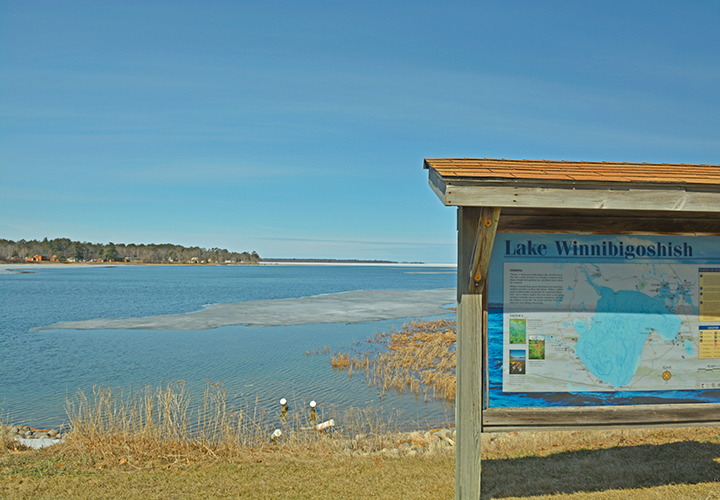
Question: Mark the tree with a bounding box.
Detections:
[0,238,259,264]
[105,243,117,261]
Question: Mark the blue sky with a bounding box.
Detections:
[2,1,719,263]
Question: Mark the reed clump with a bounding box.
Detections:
[330,318,457,402]
[330,352,351,369]
[60,381,398,468]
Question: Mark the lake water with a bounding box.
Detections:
[0,264,457,430]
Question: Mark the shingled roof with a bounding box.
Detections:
[424,158,720,186]
[424,158,720,213]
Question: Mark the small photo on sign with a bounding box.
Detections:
[529,335,545,360]
[509,350,526,375]
[509,318,526,344]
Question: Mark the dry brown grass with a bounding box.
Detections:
[330,318,457,402]
[2,425,718,500]
[56,380,402,470]
[3,390,719,499]
[0,450,455,500]
[1,433,31,453]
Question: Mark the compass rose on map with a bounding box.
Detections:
[662,371,672,381]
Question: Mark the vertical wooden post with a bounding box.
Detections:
[456,206,483,500]
[456,206,499,500]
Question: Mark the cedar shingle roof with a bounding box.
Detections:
[424,158,720,186]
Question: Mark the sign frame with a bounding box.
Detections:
[425,158,720,500]
[485,232,720,431]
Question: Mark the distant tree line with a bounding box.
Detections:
[0,237,260,264]
[263,258,401,264]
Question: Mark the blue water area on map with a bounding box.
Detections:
[656,281,699,315]
[572,318,590,335]
[574,285,682,387]
[684,340,693,355]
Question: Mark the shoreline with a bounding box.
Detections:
[0,261,258,269]
[1,261,456,268]
[1,262,456,276]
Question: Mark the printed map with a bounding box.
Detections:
[503,262,720,392]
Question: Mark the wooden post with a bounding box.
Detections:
[456,293,483,500]
[456,206,499,500]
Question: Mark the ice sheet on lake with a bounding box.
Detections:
[35,288,456,331]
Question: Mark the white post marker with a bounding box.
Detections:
[309,400,317,422]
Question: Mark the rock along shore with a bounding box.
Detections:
[2,422,456,457]
[2,424,67,449]
[335,428,456,458]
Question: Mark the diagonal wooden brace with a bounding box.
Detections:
[468,207,500,293]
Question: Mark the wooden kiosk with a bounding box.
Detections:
[424,158,720,500]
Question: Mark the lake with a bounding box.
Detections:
[0,264,457,430]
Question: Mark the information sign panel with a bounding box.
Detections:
[487,234,720,407]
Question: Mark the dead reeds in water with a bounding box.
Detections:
[62,381,398,465]
[330,318,457,402]
[64,381,272,463]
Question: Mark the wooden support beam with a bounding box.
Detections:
[497,213,720,235]
[457,206,495,500]
[468,207,501,293]
[441,183,720,212]
[482,403,720,432]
